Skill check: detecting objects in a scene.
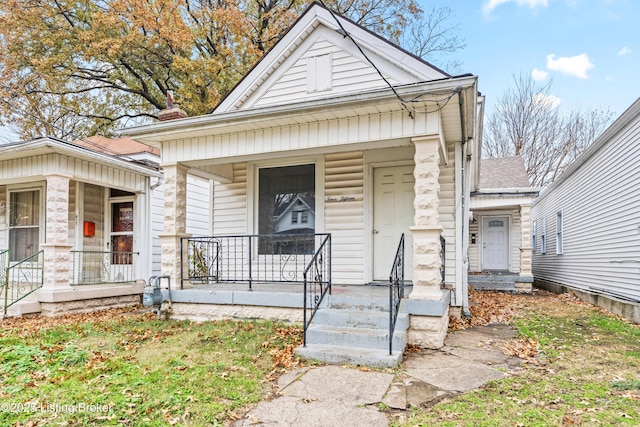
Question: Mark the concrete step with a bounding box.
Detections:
[313,309,409,330]
[468,275,520,284]
[5,300,41,317]
[295,344,403,368]
[305,324,407,352]
[325,294,390,312]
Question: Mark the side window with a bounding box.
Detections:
[556,211,563,254]
[540,218,547,254]
[532,220,537,252]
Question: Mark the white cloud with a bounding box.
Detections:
[483,0,549,14]
[618,47,632,56]
[531,68,548,81]
[532,93,561,109]
[546,53,594,79]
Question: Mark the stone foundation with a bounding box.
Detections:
[514,282,533,294]
[407,311,449,349]
[40,295,141,316]
[169,303,303,323]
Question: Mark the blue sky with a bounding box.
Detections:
[437,0,638,118]
[1,0,636,142]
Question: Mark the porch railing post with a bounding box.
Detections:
[248,236,252,291]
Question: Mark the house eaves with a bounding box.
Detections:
[0,137,162,178]
[125,75,478,146]
[534,97,640,205]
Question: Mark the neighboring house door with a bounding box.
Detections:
[373,165,414,281]
[108,199,135,282]
[482,217,509,271]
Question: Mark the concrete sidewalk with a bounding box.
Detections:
[236,324,525,426]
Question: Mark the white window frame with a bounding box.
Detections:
[556,210,563,254]
[7,184,45,263]
[540,218,547,254]
[532,219,537,252]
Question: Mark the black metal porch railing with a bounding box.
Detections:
[70,251,139,285]
[440,235,446,285]
[3,250,44,317]
[303,234,331,346]
[388,234,405,355]
[181,233,331,290]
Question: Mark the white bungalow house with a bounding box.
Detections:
[0,136,212,317]
[468,156,540,294]
[125,3,483,365]
[531,98,640,323]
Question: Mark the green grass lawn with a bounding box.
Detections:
[401,294,640,427]
[0,309,302,426]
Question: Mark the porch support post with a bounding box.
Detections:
[41,173,73,292]
[408,136,448,348]
[517,203,534,293]
[159,163,191,289]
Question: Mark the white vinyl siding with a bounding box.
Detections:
[0,185,6,250]
[186,175,212,236]
[212,163,248,235]
[325,151,364,285]
[254,38,398,108]
[150,185,163,277]
[438,142,456,287]
[532,101,640,302]
[68,181,77,247]
[82,184,104,253]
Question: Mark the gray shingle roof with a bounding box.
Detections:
[479,156,531,189]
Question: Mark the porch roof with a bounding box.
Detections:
[0,136,162,178]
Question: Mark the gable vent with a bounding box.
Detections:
[307,53,333,93]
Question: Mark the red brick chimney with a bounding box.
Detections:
[158,90,188,121]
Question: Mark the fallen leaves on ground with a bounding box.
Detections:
[449,291,524,331]
[501,337,539,359]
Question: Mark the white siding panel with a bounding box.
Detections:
[150,185,164,276]
[0,186,6,250]
[213,163,248,235]
[324,151,364,285]
[82,184,104,253]
[68,181,77,247]
[438,143,456,287]
[532,110,640,301]
[186,175,211,236]
[254,39,394,108]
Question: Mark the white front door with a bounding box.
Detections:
[373,165,414,281]
[482,217,509,271]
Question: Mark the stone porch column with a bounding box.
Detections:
[517,203,534,293]
[159,163,191,289]
[409,136,447,348]
[41,173,73,292]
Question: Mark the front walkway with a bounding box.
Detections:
[236,324,525,426]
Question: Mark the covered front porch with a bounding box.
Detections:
[0,137,161,316]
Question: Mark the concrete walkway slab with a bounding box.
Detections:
[236,324,527,427]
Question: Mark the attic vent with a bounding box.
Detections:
[307,53,332,93]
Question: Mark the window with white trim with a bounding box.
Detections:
[556,211,563,254]
[540,218,547,254]
[8,189,42,262]
[532,219,537,252]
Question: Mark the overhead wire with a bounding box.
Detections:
[317,0,459,118]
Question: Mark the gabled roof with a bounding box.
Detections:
[0,136,161,177]
[479,156,531,189]
[214,2,449,113]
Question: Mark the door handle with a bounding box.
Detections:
[373,230,379,234]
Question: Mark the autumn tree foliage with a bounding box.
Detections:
[483,73,614,187]
[0,0,464,140]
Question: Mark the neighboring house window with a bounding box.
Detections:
[259,164,315,254]
[556,211,563,254]
[540,218,547,254]
[8,189,41,262]
[532,220,537,252]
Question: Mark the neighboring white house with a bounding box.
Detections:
[0,135,211,316]
[469,156,540,293]
[531,97,640,323]
[126,2,483,349]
